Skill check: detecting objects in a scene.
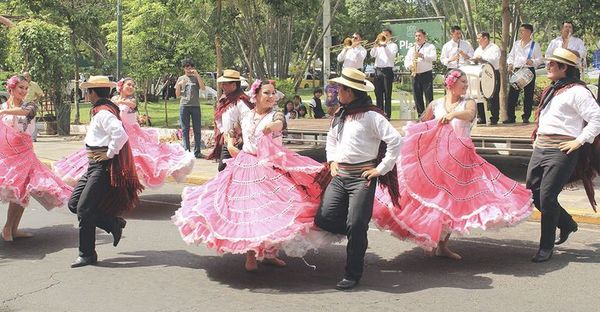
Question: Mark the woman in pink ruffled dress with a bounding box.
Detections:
[373,69,533,259]
[173,80,326,271]
[54,78,194,188]
[1,75,73,241]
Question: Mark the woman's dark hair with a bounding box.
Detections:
[313,88,323,95]
[89,87,111,98]
[283,100,294,114]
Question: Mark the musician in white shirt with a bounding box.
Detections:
[370,28,398,118]
[473,31,501,125]
[336,32,367,70]
[545,21,587,77]
[526,48,600,263]
[506,23,542,124]
[404,29,437,116]
[440,26,474,69]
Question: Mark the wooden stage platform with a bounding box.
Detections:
[286,119,535,157]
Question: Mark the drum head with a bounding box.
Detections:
[480,63,496,98]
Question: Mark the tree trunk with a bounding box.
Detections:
[55,86,70,136]
[499,0,510,122]
[462,0,477,45]
[215,0,223,99]
[430,0,442,16]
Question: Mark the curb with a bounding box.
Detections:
[40,158,600,225]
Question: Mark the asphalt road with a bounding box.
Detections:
[2,182,600,312]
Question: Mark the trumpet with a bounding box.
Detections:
[364,32,394,49]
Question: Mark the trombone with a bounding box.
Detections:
[331,37,368,52]
[363,32,396,49]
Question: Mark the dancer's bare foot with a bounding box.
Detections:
[435,246,462,260]
[13,231,33,239]
[1,228,13,242]
[262,257,287,267]
[245,252,258,272]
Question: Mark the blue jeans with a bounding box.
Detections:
[179,105,202,157]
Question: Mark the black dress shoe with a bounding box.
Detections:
[556,222,578,245]
[531,249,553,263]
[112,217,127,247]
[522,119,530,124]
[335,278,359,290]
[489,120,498,126]
[71,253,98,268]
[502,120,515,124]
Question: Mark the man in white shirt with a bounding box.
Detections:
[404,29,437,116]
[545,21,587,77]
[473,31,501,125]
[440,26,474,70]
[336,32,367,71]
[370,28,398,118]
[208,69,253,171]
[69,76,142,268]
[506,23,542,124]
[315,68,402,290]
[526,48,600,263]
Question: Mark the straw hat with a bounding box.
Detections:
[80,75,117,89]
[546,47,578,67]
[329,68,375,92]
[217,69,243,83]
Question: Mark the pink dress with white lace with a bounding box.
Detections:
[173,110,325,259]
[0,102,72,209]
[53,101,194,188]
[373,98,533,250]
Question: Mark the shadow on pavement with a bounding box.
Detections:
[0,224,112,262]
[125,194,182,221]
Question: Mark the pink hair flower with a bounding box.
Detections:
[444,70,462,88]
[249,79,263,103]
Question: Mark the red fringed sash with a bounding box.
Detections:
[92,99,145,216]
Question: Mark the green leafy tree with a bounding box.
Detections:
[7,19,73,135]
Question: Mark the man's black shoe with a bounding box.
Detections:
[502,120,515,124]
[335,278,359,290]
[556,222,578,245]
[113,217,127,247]
[489,120,498,126]
[531,248,553,263]
[71,253,98,268]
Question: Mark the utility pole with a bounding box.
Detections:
[322,0,331,88]
[116,0,123,80]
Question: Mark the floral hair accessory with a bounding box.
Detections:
[249,79,263,103]
[6,76,21,90]
[444,70,462,88]
[116,77,134,94]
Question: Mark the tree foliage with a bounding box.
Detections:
[7,19,73,134]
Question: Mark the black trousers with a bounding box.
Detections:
[507,67,536,122]
[374,67,394,118]
[412,70,434,116]
[488,69,501,123]
[526,147,579,250]
[69,160,118,257]
[218,144,232,172]
[314,174,377,281]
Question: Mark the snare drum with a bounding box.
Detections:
[509,67,534,90]
[459,63,497,101]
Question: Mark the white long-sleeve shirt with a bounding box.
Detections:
[85,110,128,158]
[474,42,501,70]
[337,46,367,70]
[545,36,587,66]
[403,42,437,73]
[370,42,398,68]
[326,111,402,175]
[216,100,251,133]
[538,85,600,144]
[440,39,474,69]
[507,39,542,68]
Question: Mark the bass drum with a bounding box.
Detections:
[459,63,497,101]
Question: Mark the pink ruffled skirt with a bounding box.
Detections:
[54,119,194,188]
[373,120,533,250]
[173,135,325,259]
[0,123,72,209]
